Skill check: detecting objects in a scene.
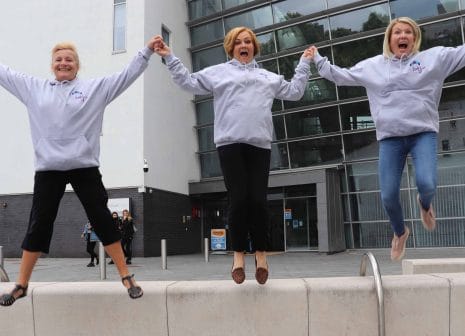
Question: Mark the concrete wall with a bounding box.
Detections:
[2,273,465,336]
[143,0,200,195]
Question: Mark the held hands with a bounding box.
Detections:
[153,35,171,57]
[302,45,318,60]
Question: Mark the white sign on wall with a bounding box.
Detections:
[108,198,130,216]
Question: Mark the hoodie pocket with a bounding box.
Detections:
[35,135,95,170]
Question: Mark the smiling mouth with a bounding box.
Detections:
[240,51,249,57]
[398,43,408,49]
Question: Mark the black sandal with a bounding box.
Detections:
[121,274,143,299]
[0,284,28,307]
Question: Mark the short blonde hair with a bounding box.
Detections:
[383,17,422,57]
[51,42,80,70]
[223,27,260,59]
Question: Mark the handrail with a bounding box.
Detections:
[359,252,385,336]
[0,266,9,282]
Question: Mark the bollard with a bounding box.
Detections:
[0,246,9,282]
[161,239,167,270]
[99,242,106,280]
[0,246,3,269]
[204,238,209,263]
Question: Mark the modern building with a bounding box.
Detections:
[1,0,465,257]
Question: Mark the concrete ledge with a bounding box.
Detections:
[1,274,465,336]
[402,258,465,274]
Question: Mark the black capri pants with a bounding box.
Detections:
[217,143,271,252]
[22,167,121,254]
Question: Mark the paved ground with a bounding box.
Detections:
[2,247,465,283]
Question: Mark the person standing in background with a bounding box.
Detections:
[121,209,135,265]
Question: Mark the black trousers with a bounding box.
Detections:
[86,241,98,262]
[22,167,121,253]
[122,238,132,261]
[217,143,271,252]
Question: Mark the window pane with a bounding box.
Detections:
[200,151,222,178]
[390,0,459,20]
[327,0,360,8]
[273,115,286,140]
[343,131,378,161]
[196,100,214,125]
[439,85,465,120]
[340,100,374,131]
[113,3,126,51]
[289,136,343,168]
[190,20,224,47]
[421,18,465,83]
[259,59,278,73]
[270,143,289,170]
[114,0,125,4]
[346,161,382,192]
[285,106,340,139]
[192,46,226,71]
[223,0,255,10]
[421,18,461,49]
[284,79,337,109]
[188,0,222,20]
[257,32,275,56]
[162,27,170,45]
[332,35,383,67]
[330,4,390,39]
[285,184,317,197]
[224,6,273,31]
[272,0,326,23]
[438,118,465,152]
[276,19,330,52]
[197,126,215,152]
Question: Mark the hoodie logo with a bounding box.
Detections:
[409,60,425,74]
[70,90,88,103]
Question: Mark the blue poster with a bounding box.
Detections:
[211,229,226,250]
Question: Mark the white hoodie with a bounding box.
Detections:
[0,47,153,171]
[164,53,311,149]
[313,45,465,140]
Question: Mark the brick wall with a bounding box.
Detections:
[0,187,201,258]
[143,188,201,256]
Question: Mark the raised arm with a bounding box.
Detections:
[100,36,156,104]
[309,46,366,87]
[275,46,313,101]
[154,35,212,95]
[0,63,39,105]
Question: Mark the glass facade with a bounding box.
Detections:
[186,0,465,249]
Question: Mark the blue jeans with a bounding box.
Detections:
[379,132,437,237]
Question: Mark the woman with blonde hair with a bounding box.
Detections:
[153,26,313,284]
[0,36,158,306]
[307,17,465,260]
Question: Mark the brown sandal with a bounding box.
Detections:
[0,284,28,306]
[121,274,143,299]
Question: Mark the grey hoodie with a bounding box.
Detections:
[313,45,465,140]
[164,53,311,149]
[0,47,153,171]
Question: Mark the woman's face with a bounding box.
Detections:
[232,31,254,64]
[112,213,118,218]
[52,49,78,81]
[123,210,128,217]
[389,22,415,58]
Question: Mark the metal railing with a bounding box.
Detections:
[359,252,385,336]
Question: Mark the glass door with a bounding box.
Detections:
[284,197,318,251]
